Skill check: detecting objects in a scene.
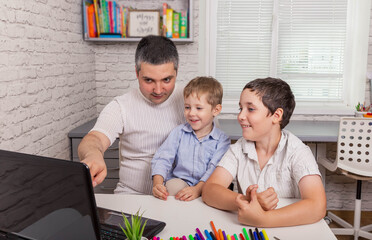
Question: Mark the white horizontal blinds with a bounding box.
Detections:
[277,0,348,101]
[215,0,273,99]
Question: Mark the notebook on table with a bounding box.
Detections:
[0,149,166,240]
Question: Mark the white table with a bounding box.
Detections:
[95,194,336,240]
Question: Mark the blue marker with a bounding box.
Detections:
[253,232,259,240]
[259,232,265,240]
[195,233,202,240]
[205,230,212,240]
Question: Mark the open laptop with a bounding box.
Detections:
[0,150,166,240]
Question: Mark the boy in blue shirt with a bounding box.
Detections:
[151,77,230,201]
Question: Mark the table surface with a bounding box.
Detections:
[95,194,337,240]
[69,118,340,143]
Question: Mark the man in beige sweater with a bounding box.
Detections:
[78,35,185,194]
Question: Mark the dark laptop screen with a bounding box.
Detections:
[0,150,99,240]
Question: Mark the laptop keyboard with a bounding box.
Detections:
[100,224,126,240]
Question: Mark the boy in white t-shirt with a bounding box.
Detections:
[202,77,326,227]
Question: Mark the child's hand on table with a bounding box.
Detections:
[153,184,169,200]
[246,185,278,210]
[236,189,267,227]
[175,186,201,201]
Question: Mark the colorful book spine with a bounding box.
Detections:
[87,4,97,37]
[180,10,188,38]
[108,1,113,33]
[166,8,173,38]
[162,3,168,37]
[172,11,180,38]
[93,0,100,36]
[83,1,88,38]
[122,7,128,37]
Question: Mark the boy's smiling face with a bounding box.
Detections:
[184,92,221,139]
[238,89,279,141]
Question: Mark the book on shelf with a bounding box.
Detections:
[93,0,100,36]
[180,10,188,38]
[162,3,167,37]
[166,8,173,38]
[172,11,180,38]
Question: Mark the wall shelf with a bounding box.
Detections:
[82,0,193,44]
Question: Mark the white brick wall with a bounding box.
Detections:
[0,0,371,211]
[0,0,96,159]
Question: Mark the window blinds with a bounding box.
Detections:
[215,0,348,102]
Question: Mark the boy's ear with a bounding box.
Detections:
[213,104,222,117]
[272,108,283,124]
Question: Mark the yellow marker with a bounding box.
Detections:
[262,229,269,240]
[227,234,232,240]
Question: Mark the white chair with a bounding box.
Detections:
[318,117,372,240]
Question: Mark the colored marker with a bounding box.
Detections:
[171,237,174,240]
[261,230,269,240]
[259,232,265,240]
[248,229,253,240]
[255,228,262,240]
[183,236,187,240]
[210,221,220,240]
[239,233,245,240]
[197,228,205,240]
[242,228,250,240]
[189,235,195,240]
[218,229,224,240]
[210,231,217,240]
[195,233,202,240]
[227,234,232,240]
[205,230,212,240]
[222,231,227,240]
[253,232,258,240]
[157,237,160,240]
[234,233,239,240]
[153,237,157,240]
[230,236,235,240]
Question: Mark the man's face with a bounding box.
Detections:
[137,62,177,104]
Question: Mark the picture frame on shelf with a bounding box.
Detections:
[128,10,160,37]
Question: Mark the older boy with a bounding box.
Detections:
[152,77,230,201]
[202,77,326,227]
[78,35,185,195]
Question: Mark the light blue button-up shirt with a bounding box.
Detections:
[151,123,231,186]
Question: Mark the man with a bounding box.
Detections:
[78,35,185,194]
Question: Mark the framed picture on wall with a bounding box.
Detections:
[128,10,160,37]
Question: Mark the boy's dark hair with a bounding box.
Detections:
[243,77,295,129]
[135,35,179,74]
[184,77,223,107]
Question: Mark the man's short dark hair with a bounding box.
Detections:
[243,77,296,129]
[135,35,179,74]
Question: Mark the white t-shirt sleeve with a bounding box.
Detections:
[291,145,321,184]
[90,98,124,146]
[217,141,241,179]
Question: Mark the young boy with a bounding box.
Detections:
[202,77,326,227]
[151,77,230,201]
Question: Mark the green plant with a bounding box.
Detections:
[120,209,148,240]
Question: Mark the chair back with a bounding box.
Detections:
[336,117,372,177]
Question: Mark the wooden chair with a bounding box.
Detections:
[318,117,372,240]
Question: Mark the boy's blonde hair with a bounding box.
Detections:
[183,77,223,107]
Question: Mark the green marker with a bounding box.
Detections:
[243,228,250,240]
[189,235,195,240]
[234,234,239,240]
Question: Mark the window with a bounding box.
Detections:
[203,0,371,114]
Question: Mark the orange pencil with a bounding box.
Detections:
[218,229,224,240]
[210,221,220,240]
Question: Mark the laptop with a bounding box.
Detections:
[0,150,166,240]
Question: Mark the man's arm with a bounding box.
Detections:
[236,174,326,227]
[78,131,111,187]
[202,166,239,211]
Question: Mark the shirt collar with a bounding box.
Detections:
[182,122,220,140]
[241,130,287,162]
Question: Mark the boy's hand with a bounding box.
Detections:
[246,185,278,210]
[175,186,201,201]
[236,189,267,227]
[153,184,169,200]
